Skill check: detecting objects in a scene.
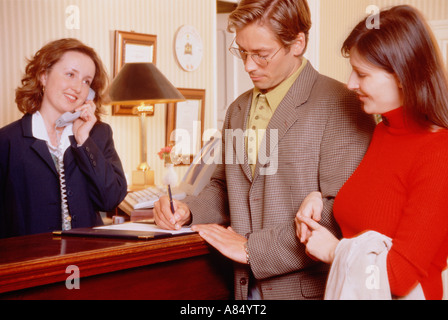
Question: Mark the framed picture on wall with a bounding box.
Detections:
[166,88,205,165]
[112,30,157,115]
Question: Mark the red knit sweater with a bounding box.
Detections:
[333,107,448,300]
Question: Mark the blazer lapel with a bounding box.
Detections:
[229,93,253,183]
[63,136,78,174]
[22,114,58,176]
[30,140,58,176]
[254,63,319,180]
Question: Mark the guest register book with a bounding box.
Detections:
[53,222,195,240]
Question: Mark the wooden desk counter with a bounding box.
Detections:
[0,232,233,300]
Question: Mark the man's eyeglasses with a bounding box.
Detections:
[228,38,283,67]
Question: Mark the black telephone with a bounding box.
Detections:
[55,88,95,128]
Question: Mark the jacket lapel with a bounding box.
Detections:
[229,94,254,183]
[31,140,58,176]
[22,114,58,176]
[62,137,77,176]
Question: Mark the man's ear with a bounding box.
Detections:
[292,32,306,57]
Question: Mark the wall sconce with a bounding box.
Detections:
[109,63,185,187]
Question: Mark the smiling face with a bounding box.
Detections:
[40,50,96,116]
[347,49,404,115]
[235,22,305,93]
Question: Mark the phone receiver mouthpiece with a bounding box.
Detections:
[55,111,81,128]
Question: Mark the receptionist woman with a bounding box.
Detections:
[0,38,127,238]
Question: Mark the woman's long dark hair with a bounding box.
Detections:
[342,5,448,130]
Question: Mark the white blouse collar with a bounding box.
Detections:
[32,111,73,153]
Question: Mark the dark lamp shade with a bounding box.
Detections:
[109,63,185,105]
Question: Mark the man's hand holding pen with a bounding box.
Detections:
[154,196,191,230]
[154,196,248,264]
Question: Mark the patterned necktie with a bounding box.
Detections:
[247,94,271,175]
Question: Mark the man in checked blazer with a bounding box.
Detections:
[155,0,375,300]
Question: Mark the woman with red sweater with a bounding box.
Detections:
[296,5,448,300]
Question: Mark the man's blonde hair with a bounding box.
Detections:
[228,0,312,52]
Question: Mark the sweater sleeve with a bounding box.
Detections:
[387,133,448,298]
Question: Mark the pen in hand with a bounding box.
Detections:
[167,184,175,214]
[163,164,178,216]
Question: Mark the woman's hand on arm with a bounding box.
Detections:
[296,215,339,264]
[295,191,324,243]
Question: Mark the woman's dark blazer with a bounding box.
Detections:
[0,113,127,238]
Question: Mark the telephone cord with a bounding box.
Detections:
[51,130,72,231]
[55,150,72,231]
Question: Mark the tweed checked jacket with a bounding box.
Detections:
[186,63,376,300]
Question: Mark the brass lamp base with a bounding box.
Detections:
[132,162,154,186]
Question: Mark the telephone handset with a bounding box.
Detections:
[55,88,96,128]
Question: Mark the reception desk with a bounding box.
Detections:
[0,231,233,300]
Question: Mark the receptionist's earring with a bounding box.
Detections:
[40,72,48,96]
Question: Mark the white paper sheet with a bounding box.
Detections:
[124,43,154,63]
[95,222,194,235]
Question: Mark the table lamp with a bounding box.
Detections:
[109,62,185,187]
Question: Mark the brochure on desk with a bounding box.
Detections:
[53,222,195,240]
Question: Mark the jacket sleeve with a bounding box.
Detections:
[0,130,8,236]
[186,119,230,226]
[70,123,127,212]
